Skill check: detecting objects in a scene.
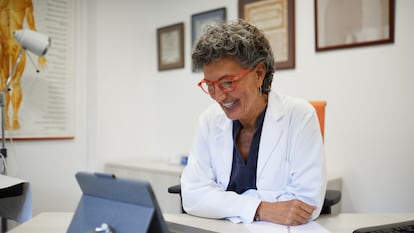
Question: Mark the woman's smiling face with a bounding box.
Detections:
[203,57,266,125]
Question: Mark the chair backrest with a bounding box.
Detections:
[309,100,326,141]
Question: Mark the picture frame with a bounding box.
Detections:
[0,0,75,140]
[157,22,185,71]
[191,7,227,48]
[239,0,295,70]
[315,0,395,51]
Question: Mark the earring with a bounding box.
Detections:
[258,86,263,96]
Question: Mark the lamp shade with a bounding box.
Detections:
[14,29,51,56]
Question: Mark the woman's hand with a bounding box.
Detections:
[256,199,316,226]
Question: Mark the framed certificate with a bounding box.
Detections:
[315,0,395,51]
[157,22,185,71]
[239,0,295,70]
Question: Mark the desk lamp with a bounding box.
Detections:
[0,29,51,169]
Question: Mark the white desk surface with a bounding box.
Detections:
[7,212,414,233]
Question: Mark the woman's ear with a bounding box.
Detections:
[254,65,266,88]
[255,63,266,81]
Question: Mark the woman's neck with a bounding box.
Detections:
[239,95,268,130]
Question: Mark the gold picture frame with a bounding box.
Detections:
[239,0,295,70]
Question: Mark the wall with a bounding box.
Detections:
[6,0,414,217]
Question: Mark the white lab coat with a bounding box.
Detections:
[181,92,326,223]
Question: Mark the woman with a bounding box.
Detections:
[180,20,326,226]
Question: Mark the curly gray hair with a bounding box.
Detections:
[192,20,275,94]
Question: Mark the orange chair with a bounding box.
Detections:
[309,100,326,141]
[309,100,341,214]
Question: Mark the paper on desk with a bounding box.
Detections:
[245,221,331,233]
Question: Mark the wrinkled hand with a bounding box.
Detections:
[256,199,316,226]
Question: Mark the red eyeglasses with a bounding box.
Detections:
[197,68,252,95]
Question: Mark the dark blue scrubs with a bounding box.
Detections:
[226,107,267,194]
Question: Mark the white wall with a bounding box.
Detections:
[6,0,414,216]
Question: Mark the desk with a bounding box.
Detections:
[0,175,32,232]
[105,160,342,214]
[7,212,414,233]
[317,213,414,233]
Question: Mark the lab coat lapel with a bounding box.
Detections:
[257,94,284,176]
[213,115,234,185]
